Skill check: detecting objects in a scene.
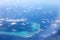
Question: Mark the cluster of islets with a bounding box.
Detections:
[0,18,40,38]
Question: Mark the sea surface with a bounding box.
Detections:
[0,0,60,40]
